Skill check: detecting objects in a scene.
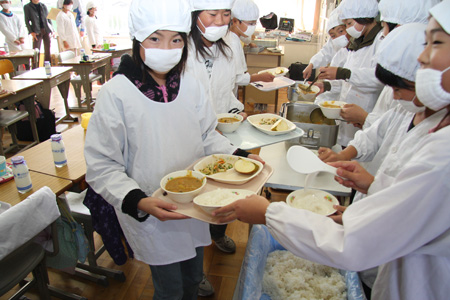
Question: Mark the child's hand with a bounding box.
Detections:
[137,197,190,221]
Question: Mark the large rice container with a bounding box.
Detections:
[232,225,365,300]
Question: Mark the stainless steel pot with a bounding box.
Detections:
[280,102,339,149]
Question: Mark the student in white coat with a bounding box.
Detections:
[56,0,82,54]
[337,0,442,129]
[187,0,245,118]
[314,0,384,147]
[213,3,450,299]
[303,10,350,80]
[84,1,102,48]
[228,0,274,97]
[0,0,26,52]
[84,0,263,298]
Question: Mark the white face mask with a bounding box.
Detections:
[346,24,364,39]
[140,45,183,74]
[331,35,349,51]
[238,23,255,44]
[65,4,73,11]
[415,66,450,111]
[197,17,228,42]
[1,3,11,9]
[397,96,425,113]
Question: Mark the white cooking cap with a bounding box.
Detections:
[232,0,259,21]
[192,0,235,11]
[86,1,96,11]
[379,0,440,25]
[377,23,427,82]
[430,0,450,34]
[129,0,192,42]
[339,0,379,20]
[326,10,344,33]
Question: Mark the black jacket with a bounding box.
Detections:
[24,2,54,34]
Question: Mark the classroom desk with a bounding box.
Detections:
[58,53,111,112]
[259,142,351,197]
[13,66,76,124]
[0,171,73,206]
[16,125,86,183]
[0,79,42,148]
[0,49,36,72]
[91,46,132,80]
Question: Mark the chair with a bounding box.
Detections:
[0,59,15,79]
[0,187,59,300]
[58,51,103,108]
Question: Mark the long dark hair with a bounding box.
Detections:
[190,10,231,61]
[131,33,188,84]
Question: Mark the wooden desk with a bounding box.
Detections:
[244,49,284,113]
[91,46,131,80]
[13,66,76,125]
[0,49,36,72]
[0,79,42,148]
[58,53,112,112]
[0,171,73,206]
[14,125,86,183]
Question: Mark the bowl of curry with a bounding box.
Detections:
[160,170,207,203]
[216,113,244,133]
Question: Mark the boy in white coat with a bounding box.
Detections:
[0,0,26,52]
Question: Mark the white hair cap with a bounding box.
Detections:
[326,10,344,33]
[129,0,192,42]
[231,0,259,21]
[379,0,440,25]
[86,1,96,11]
[339,0,379,20]
[430,0,450,34]
[192,0,235,11]
[377,23,427,82]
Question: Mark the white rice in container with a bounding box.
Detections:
[263,250,346,300]
[194,189,251,206]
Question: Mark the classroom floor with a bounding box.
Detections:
[2,82,290,299]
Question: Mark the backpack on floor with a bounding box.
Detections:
[15,100,56,142]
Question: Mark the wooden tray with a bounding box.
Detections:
[152,163,273,224]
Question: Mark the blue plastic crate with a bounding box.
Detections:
[233,225,366,300]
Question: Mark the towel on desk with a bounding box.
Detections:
[0,186,60,260]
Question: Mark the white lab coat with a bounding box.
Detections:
[309,39,337,70]
[0,13,26,52]
[186,36,244,114]
[363,86,396,129]
[84,16,102,47]
[56,11,82,50]
[57,0,85,31]
[84,73,237,265]
[323,31,385,146]
[265,125,450,300]
[227,31,250,96]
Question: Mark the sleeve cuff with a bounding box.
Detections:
[233,148,251,157]
[122,189,149,222]
[323,81,331,92]
[228,108,241,114]
[336,67,351,80]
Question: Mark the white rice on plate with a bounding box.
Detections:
[263,250,346,300]
[194,189,253,206]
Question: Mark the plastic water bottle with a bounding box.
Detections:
[11,156,32,193]
[44,61,52,76]
[51,134,67,167]
[103,39,109,50]
[3,43,9,54]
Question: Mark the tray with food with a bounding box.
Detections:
[258,66,288,77]
[152,156,273,224]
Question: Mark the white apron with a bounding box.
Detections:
[85,73,236,265]
[56,11,82,50]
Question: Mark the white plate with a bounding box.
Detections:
[251,77,295,92]
[286,189,339,216]
[258,67,288,77]
[247,113,297,136]
[193,154,263,185]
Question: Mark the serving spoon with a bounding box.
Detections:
[286,145,338,176]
